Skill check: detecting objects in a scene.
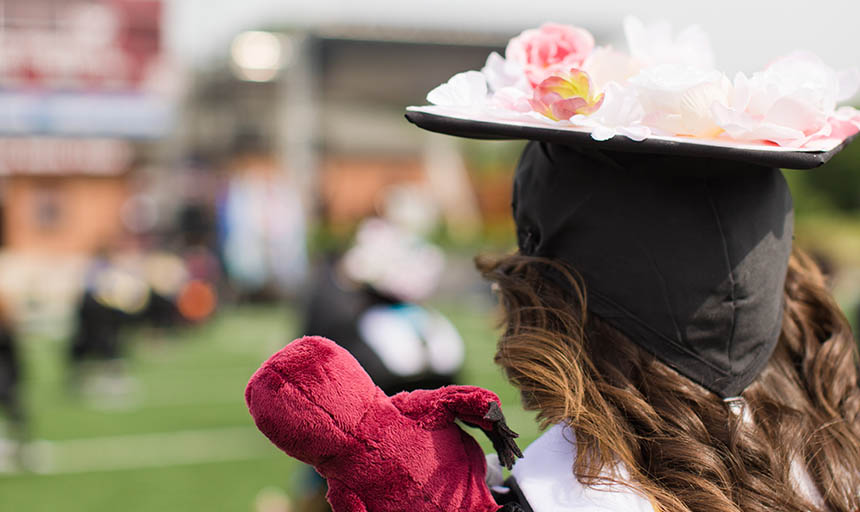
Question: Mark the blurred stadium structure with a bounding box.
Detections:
[0,0,177,335]
[0,0,533,335]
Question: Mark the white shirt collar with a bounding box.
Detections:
[509,423,828,512]
[511,424,655,512]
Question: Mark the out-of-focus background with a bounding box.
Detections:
[0,1,857,511]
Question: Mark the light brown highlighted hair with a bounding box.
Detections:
[478,248,860,512]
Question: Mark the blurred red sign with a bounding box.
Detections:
[0,0,163,91]
[0,0,174,137]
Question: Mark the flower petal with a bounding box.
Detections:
[482,52,530,93]
[550,97,589,120]
[426,70,488,107]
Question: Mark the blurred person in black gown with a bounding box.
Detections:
[68,247,150,401]
[297,217,464,510]
[69,250,144,363]
[0,299,25,468]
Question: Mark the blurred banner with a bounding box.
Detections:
[0,0,176,138]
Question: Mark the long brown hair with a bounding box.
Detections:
[478,248,860,512]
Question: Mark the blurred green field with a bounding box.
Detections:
[0,301,539,512]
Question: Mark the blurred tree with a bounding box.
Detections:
[786,134,860,215]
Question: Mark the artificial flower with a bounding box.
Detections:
[570,82,651,141]
[530,69,605,121]
[490,86,533,113]
[630,64,731,138]
[623,16,715,70]
[803,106,860,150]
[712,52,859,146]
[481,51,531,93]
[582,46,642,92]
[426,70,488,109]
[827,106,860,139]
[506,23,595,87]
[417,18,860,149]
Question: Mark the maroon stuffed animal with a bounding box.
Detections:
[245,336,522,512]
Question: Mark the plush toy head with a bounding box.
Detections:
[245,335,380,465]
[246,336,522,512]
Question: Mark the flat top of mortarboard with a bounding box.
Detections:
[405,107,859,169]
[405,18,860,170]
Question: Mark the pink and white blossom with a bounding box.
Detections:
[623,16,715,70]
[481,51,531,93]
[712,52,859,146]
[426,70,488,109]
[582,46,642,92]
[570,82,651,141]
[529,69,604,121]
[804,107,860,149]
[489,87,533,113]
[417,19,860,149]
[630,65,731,138]
[505,23,595,88]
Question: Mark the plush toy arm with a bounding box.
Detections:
[392,385,496,428]
[326,479,368,512]
[482,401,524,470]
[391,386,523,469]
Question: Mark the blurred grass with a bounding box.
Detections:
[0,300,537,512]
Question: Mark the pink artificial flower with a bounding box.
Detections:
[529,69,605,121]
[712,53,858,147]
[491,87,532,113]
[506,23,595,87]
[804,106,860,148]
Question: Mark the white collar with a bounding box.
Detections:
[511,424,655,512]
[509,423,828,512]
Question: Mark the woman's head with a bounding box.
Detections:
[478,249,860,512]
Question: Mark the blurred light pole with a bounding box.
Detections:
[229,30,318,232]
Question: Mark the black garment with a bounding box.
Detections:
[0,325,23,423]
[140,290,182,329]
[492,477,533,512]
[302,257,458,395]
[513,142,793,397]
[69,292,129,362]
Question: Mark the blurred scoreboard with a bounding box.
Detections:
[0,0,174,139]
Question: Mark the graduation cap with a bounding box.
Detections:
[405,19,859,397]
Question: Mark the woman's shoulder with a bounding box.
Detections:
[495,423,829,512]
[498,424,655,512]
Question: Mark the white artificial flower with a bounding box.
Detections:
[712,52,859,146]
[837,68,860,102]
[630,64,731,138]
[582,46,643,92]
[623,16,715,70]
[488,86,532,113]
[481,52,531,93]
[426,70,488,108]
[571,82,650,141]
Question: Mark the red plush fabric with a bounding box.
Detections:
[245,336,503,512]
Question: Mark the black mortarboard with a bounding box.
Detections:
[511,141,792,397]
[405,109,858,170]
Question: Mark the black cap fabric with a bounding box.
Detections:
[513,142,794,397]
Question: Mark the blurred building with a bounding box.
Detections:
[0,0,176,332]
[181,26,510,234]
